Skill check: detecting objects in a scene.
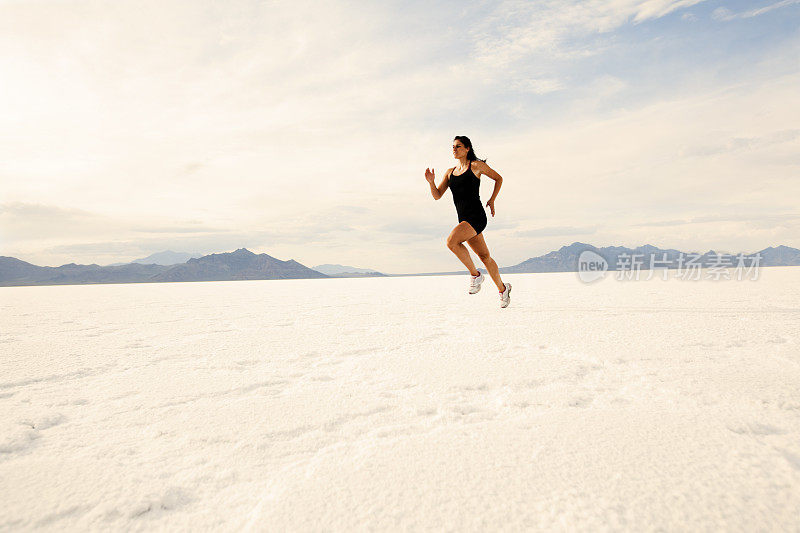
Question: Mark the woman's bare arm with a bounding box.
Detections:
[474,161,503,215]
[425,167,453,200]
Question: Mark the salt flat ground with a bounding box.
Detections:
[1,268,799,532]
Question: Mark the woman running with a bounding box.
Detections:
[425,135,511,308]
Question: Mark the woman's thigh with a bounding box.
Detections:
[447,221,478,244]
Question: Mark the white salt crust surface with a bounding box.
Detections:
[1,268,799,531]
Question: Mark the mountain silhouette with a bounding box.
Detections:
[501,242,798,273]
[0,248,327,286]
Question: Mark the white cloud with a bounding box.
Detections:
[631,0,707,22]
[515,226,597,238]
[471,0,707,67]
[712,0,800,21]
[510,78,563,95]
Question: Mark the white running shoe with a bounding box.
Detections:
[469,272,485,294]
[500,282,512,308]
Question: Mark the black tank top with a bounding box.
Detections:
[450,164,482,214]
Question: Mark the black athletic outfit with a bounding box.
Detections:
[449,164,487,235]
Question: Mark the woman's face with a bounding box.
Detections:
[453,140,468,159]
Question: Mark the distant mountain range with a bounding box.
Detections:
[312,264,386,277]
[500,243,800,273]
[0,248,326,287]
[1,243,797,287]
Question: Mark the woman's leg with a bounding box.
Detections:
[446,222,480,276]
[467,233,505,291]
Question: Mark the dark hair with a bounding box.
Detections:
[453,135,486,162]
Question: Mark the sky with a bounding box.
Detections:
[1,0,798,273]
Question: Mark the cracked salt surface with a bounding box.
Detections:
[1,269,799,531]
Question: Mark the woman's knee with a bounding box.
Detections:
[477,252,491,262]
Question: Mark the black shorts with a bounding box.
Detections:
[458,206,487,235]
